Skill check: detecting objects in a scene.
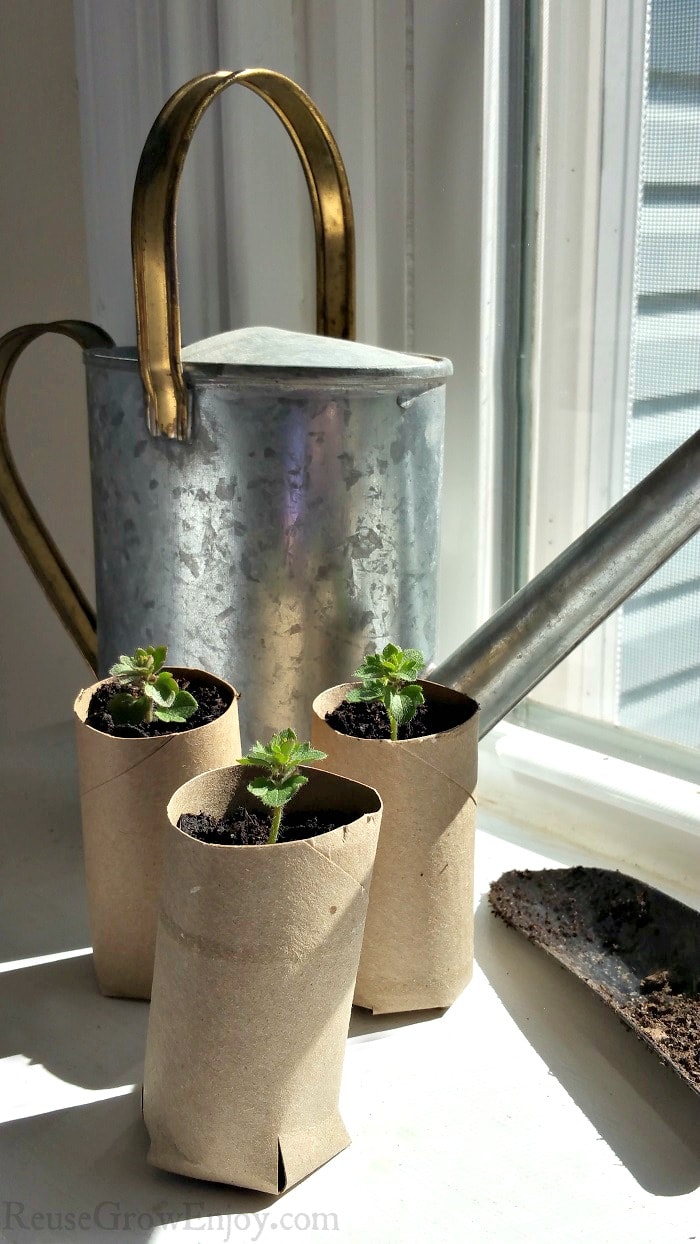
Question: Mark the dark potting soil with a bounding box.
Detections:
[489,866,700,1094]
[326,695,477,741]
[179,807,348,846]
[85,676,232,738]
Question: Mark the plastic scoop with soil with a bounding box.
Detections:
[489,865,700,1096]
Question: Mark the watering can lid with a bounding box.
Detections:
[87,323,452,380]
[178,326,453,380]
[87,326,452,396]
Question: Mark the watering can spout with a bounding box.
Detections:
[433,427,700,739]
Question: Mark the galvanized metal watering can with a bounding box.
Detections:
[0,70,450,743]
[8,68,692,743]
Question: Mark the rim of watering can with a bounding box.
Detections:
[83,325,453,389]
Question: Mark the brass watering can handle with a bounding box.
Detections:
[0,320,114,672]
[132,68,356,440]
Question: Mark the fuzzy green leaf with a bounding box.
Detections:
[157,669,179,696]
[145,670,178,707]
[239,729,324,826]
[401,682,425,708]
[106,692,149,725]
[240,729,326,772]
[352,642,425,692]
[149,645,168,673]
[353,653,385,679]
[397,658,423,681]
[268,728,299,764]
[386,683,424,726]
[289,742,327,764]
[386,691,409,726]
[105,692,136,724]
[399,648,424,668]
[154,690,198,723]
[238,728,326,827]
[346,680,385,703]
[130,695,151,721]
[247,773,308,808]
[109,657,139,679]
[238,741,275,767]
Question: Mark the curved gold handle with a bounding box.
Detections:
[132,68,356,440]
[0,320,115,670]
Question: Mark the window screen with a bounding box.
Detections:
[617,0,700,748]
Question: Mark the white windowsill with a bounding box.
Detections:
[1,719,699,1241]
[478,722,700,903]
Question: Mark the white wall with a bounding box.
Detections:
[0,0,95,730]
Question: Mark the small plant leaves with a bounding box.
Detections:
[238,728,327,836]
[237,742,273,767]
[291,742,328,764]
[130,695,151,721]
[173,690,198,713]
[105,692,136,724]
[145,670,178,707]
[110,657,139,679]
[106,692,150,725]
[158,671,180,697]
[149,645,168,673]
[403,683,425,707]
[247,772,308,808]
[386,691,407,725]
[347,640,426,737]
[239,729,327,773]
[154,690,198,723]
[106,645,198,726]
[386,684,424,725]
[268,728,298,765]
[346,680,385,703]
[353,653,386,679]
[400,648,424,666]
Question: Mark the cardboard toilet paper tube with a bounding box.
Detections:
[311,681,479,1014]
[74,669,240,1000]
[143,764,382,1195]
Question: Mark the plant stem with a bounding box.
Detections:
[268,807,283,845]
[389,714,398,742]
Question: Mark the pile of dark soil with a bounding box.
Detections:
[489,866,700,1095]
[326,695,477,740]
[179,807,348,846]
[86,676,232,738]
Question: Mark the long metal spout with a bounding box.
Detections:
[433,428,700,738]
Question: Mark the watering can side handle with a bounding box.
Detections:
[0,320,115,672]
[132,67,356,441]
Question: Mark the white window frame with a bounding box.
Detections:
[478,0,700,886]
[523,0,647,719]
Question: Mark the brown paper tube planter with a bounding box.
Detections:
[143,764,382,1195]
[311,680,479,1014]
[74,668,240,1001]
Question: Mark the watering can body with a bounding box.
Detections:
[84,329,449,740]
[0,70,451,743]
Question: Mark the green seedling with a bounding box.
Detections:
[238,728,327,844]
[106,645,198,726]
[346,642,425,741]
